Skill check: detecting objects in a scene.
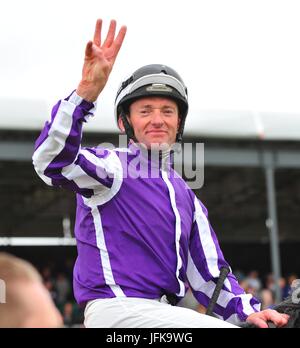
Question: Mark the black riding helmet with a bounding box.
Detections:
[114,64,188,143]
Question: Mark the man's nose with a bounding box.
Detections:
[150,109,164,126]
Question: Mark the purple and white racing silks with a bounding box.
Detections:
[32,90,260,325]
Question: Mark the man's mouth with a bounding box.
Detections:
[146,130,168,134]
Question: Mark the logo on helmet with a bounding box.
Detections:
[146,84,173,93]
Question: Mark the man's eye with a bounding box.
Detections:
[140,110,150,115]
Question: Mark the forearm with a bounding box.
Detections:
[188,198,261,323]
[32,91,96,184]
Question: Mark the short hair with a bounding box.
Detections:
[0,252,42,327]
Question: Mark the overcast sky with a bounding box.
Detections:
[1,0,300,133]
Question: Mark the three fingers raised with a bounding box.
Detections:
[93,18,127,50]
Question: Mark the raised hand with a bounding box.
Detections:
[76,19,127,102]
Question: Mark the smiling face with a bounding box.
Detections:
[118,97,180,149]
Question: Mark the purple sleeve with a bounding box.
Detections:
[186,197,261,324]
[32,91,115,197]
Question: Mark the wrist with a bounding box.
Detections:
[76,81,102,102]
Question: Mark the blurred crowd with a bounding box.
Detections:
[38,259,84,327]
[234,269,298,310]
[38,258,299,326]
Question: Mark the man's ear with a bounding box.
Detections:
[118,116,125,133]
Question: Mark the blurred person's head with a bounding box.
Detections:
[0,252,62,328]
[41,266,52,280]
[63,302,73,317]
[57,272,66,281]
[63,302,74,327]
[44,279,54,291]
[239,279,250,292]
[248,270,259,279]
[246,270,262,291]
[287,273,298,285]
[278,277,287,289]
[259,289,275,310]
[265,273,275,289]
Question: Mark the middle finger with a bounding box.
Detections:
[103,19,116,48]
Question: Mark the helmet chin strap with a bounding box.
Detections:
[120,110,137,142]
[176,115,185,143]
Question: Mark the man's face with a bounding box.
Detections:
[119,97,180,149]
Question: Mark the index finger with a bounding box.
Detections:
[93,19,102,47]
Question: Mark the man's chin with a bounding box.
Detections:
[135,136,175,151]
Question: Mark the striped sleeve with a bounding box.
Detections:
[186,197,261,325]
[32,91,118,198]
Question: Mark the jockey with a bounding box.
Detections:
[32,19,289,328]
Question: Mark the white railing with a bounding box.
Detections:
[0,237,76,246]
